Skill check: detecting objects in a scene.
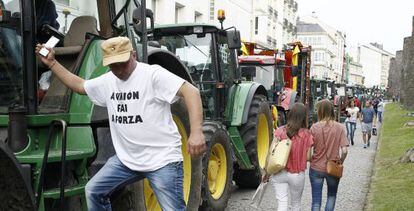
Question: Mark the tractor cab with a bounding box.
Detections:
[150,23,241,120]
[238,42,285,104]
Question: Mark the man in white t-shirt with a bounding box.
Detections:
[36,37,206,211]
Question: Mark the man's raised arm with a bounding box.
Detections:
[36,44,86,94]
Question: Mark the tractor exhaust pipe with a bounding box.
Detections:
[7,105,28,152]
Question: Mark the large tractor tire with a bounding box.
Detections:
[0,141,36,211]
[112,99,203,211]
[200,121,233,211]
[234,94,272,188]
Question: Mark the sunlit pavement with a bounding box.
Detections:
[226,121,380,211]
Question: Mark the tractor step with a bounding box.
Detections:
[17,149,94,163]
[43,184,85,199]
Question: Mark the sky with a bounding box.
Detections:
[296,0,414,54]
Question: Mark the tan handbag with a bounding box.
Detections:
[322,128,343,178]
[265,138,291,175]
[326,160,343,178]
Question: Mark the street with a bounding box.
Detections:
[227,122,379,211]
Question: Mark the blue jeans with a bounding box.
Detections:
[85,155,185,211]
[378,111,383,123]
[309,168,340,211]
[346,122,356,143]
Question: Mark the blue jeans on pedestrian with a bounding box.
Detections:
[85,155,185,211]
[309,168,340,211]
[378,111,383,123]
[346,122,356,143]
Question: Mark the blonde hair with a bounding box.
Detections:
[317,99,335,122]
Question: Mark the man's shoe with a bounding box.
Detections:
[351,140,354,145]
[363,144,367,148]
[367,141,370,147]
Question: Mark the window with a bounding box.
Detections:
[195,11,202,23]
[54,0,69,6]
[175,3,184,23]
[151,0,157,20]
[255,17,259,34]
[210,0,215,20]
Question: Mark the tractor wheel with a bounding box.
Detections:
[234,94,272,188]
[112,99,202,211]
[200,121,233,211]
[0,141,36,211]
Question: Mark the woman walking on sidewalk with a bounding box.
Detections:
[346,99,359,145]
[263,103,313,211]
[310,100,349,211]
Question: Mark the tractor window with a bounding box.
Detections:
[153,33,216,117]
[0,0,23,113]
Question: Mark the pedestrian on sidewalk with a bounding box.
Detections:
[36,37,206,211]
[360,101,376,148]
[377,98,384,124]
[309,99,348,211]
[262,103,313,211]
[345,99,359,145]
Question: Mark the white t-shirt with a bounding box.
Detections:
[84,62,185,171]
[346,107,359,123]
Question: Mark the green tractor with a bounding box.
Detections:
[0,0,272,211]
[150,22,273,210]
[0,0,207,210]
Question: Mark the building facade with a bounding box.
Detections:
[296,15,345,83]
[349,43,394,89]
[348,56,364,86]
[246,0,298,50]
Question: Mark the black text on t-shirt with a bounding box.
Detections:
[110,91,144,124]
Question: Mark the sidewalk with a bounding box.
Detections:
[227,121,378,210]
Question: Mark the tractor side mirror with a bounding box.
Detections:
[133,8,154,36]
[226,30,241,49]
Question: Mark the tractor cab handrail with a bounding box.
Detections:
[36,119,68,210]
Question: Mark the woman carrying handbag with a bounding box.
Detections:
[262,103,313,211]
[310,100,349,211]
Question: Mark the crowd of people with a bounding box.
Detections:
[345,96,383,148]
[263,95,384,211]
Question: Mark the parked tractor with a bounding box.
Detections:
[238,42,286,127]
[149,14,273,209]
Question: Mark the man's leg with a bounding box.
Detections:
[145,161,185,211]
[85,155,143,211]
[361,123,367,148]
[367,123,372,147]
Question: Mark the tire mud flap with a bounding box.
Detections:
[0,142,36,210]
